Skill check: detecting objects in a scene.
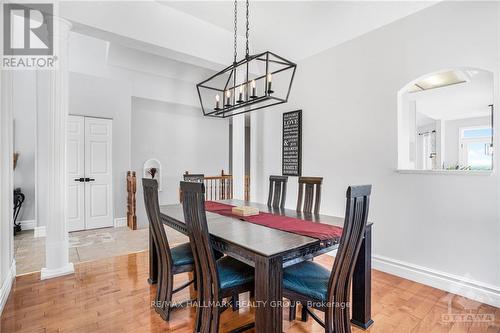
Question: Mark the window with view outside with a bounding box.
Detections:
[459,127,493,170]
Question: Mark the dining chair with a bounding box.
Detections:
[285,185,372,333]
[142,178,196,321]
[267,175,288,209]
[180,173,205,203]
[296,176,323,214]
[181,181,255,333]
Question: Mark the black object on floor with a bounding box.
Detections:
[13,188,24,235]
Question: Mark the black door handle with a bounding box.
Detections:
[84,178,96,182]
[74,178,85,182]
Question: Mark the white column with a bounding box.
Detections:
[232,114,246,200]
[250,112,262,203]
[41,17,74,279]
[0,63,16,287]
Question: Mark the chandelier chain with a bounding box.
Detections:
[233,0,238,63]
[245,0,249,58]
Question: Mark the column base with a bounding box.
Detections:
[41,263,74,280]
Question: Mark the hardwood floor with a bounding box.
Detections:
[1,252,499,333]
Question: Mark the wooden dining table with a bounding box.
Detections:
[149,199,373,333]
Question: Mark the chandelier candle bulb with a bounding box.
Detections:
[267,73,273,93]
[215,94,220,110]
[238,85,244,103]
[251,79,257,98]
[225,90,231,107]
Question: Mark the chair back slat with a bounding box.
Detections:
[142,179,173,277]
[183,173,205,183]
[181,181,221,295]
[267,175,288,209]
[327,185,371,329]
[296,177,323,214]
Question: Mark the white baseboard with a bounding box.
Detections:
[373,254,500,308]
[114,217,127,228]
[34,226,46,238]
[41,263,74,280]
[0,260,16,315]
[19,220,36,230]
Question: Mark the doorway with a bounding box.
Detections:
[67,115,113,231]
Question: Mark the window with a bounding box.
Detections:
[459,126,493,170]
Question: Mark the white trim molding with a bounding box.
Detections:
[40,262,74,280]
[0,260,16,314]
[19,220,36,230]
[34,226,46,238]
[373,254,500,308]
[114,217,127,228]
[395,169,494,176]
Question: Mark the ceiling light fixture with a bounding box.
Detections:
[408,70,467,93]
[196,0,297,118]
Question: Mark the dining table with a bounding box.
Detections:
[149,199,373,333]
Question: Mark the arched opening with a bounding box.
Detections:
[397,68,494,171]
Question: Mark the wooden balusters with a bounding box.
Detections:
[203,170,233,201]
[180,170,235,202]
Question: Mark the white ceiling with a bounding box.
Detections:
[160,0,438,61]
[409,70,494,121]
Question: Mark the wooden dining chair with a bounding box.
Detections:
[142,178,196,321]
[181,181,255,333]
[180,173,205,202]
[296,176,323,214]
[285,185,372,333]
[267,175,288,209]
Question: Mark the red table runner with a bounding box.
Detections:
[205,201,343,240]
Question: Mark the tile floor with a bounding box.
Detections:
[14,226,188,275]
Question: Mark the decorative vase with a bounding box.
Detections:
[148,167,157,179]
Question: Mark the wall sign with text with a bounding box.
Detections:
[282,110,302,176]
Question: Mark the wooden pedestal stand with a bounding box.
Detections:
[127,171,137,230]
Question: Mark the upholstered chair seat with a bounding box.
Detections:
[283,261,330,301]
[217,256,254,290]
[170,242,224,267]
[170,243,195,266]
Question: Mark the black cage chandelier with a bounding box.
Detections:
[197,0,297,118]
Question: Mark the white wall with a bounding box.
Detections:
[12,71,37,222]
[131,97,229,228]
[251,1,500,305]
[68,72,132,220]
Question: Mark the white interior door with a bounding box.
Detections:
[67,116,113,231]
[84,117,113,229]
[67,116,85,232]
